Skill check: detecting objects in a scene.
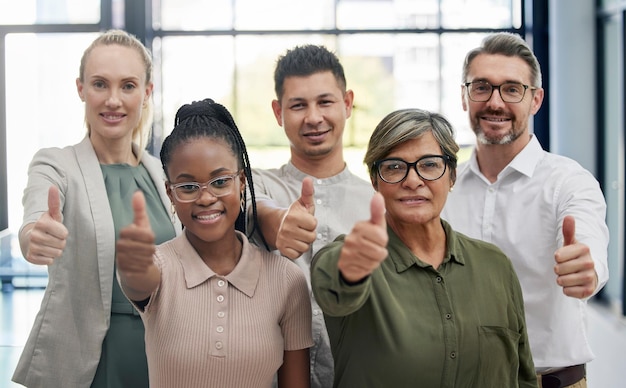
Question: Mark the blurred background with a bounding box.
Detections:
[0,0,625,386]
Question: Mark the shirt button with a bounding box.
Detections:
[436,276,442,283]
[217,280,225,287]
[316,199,322,205]
[217,311,225,318]
[445,313,452,320]
[215,341,223,350]
[450,352,457,359]
[317,233,323,240]
[217,295,224,302]
[313,309,319,316]
[316,179,323,184]
[216,326,224,333]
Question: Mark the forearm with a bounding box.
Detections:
[277,348,310,388]
[18,223,35,260]
[255,199,286,250]
[117,264,160,302]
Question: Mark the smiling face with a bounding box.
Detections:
[271,71,354,165]
[76,44,152,147]
[462,53,543,146]
[166,137,244,247]
[375,132,454,230]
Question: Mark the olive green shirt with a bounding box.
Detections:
[311,220,537,388]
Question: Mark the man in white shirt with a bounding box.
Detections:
[441,32,609,388]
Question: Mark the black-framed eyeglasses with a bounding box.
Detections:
[374,156,450,184]
[464,80,537,103]
[169,172,241,203]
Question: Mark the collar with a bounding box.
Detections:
[284,160,355,185]
[171,231,260,297]
[467,134,544,180]
[387,219,465,273]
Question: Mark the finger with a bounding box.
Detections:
[132,191,150,228]
[369,193,386,227]
[299,177,315,214]
[47,186,63,222]
[562,215,577,246]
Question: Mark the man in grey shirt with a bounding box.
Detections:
[250,45,374,388]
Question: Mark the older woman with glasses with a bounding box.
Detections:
[311,108,538,388]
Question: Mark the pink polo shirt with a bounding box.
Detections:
[140,231,313,388]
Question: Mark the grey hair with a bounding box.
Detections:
[364,108,459,185]
[462,32,542,87]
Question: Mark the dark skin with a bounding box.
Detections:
[116,138,310,388]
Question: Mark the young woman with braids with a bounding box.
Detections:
[115,98,313,388]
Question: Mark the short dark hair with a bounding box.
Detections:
[274,45,347,101]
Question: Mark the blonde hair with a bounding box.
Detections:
[78,29,154,152]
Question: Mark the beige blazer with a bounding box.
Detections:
[12,136,181,388]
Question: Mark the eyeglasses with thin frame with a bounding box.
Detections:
[169,172,241,203]
[374,155,450,184]
[464,80,537,103]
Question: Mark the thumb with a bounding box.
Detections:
[132,191,150,228]
[299,177,315,214]
[47,185,63,222]
[369,193,386,227]
[562,215,577,246]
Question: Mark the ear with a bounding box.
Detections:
[461,84,468,112]
[370,175,379,191]
[530,87,544,115]
[343,89,355,119]
[144,82,154,105]
[165,181,175,203]
[76,78,85,101]
[271,99,283,126]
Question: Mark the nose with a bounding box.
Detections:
[402,166,424,188]
[486,86,506,108]
[105,88,122,108]
[196,185,218,203]
[304,106,323,125]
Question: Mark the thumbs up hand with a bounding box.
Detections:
[116,191,156,276]
[337,193,388,284]
[24,185,69,265]
[276,177,318,259]
[554,215,597,299]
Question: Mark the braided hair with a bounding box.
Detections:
[160,98,267,248]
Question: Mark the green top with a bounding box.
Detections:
[91,163,176,388]
[311,220,537,388]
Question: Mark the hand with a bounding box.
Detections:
[554,215,597,299]
[275,177,318,259]
[337,193,388,283]
[116,191,156,276]
[24,186,69,265]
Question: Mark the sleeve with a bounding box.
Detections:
[310,235,373,317]
[280,261,314,351]
[554,167,609,295]
[21,147,68,231]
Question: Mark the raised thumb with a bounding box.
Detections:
[299,177,315,213]
[47,185,63,222]
[132,191,150,228]
[370,192,386,227]
[562,215,577,246]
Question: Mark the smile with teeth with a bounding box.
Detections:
[102,114,124,119]
[195,212,222,221]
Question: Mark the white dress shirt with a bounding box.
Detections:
[441,135,609,370]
